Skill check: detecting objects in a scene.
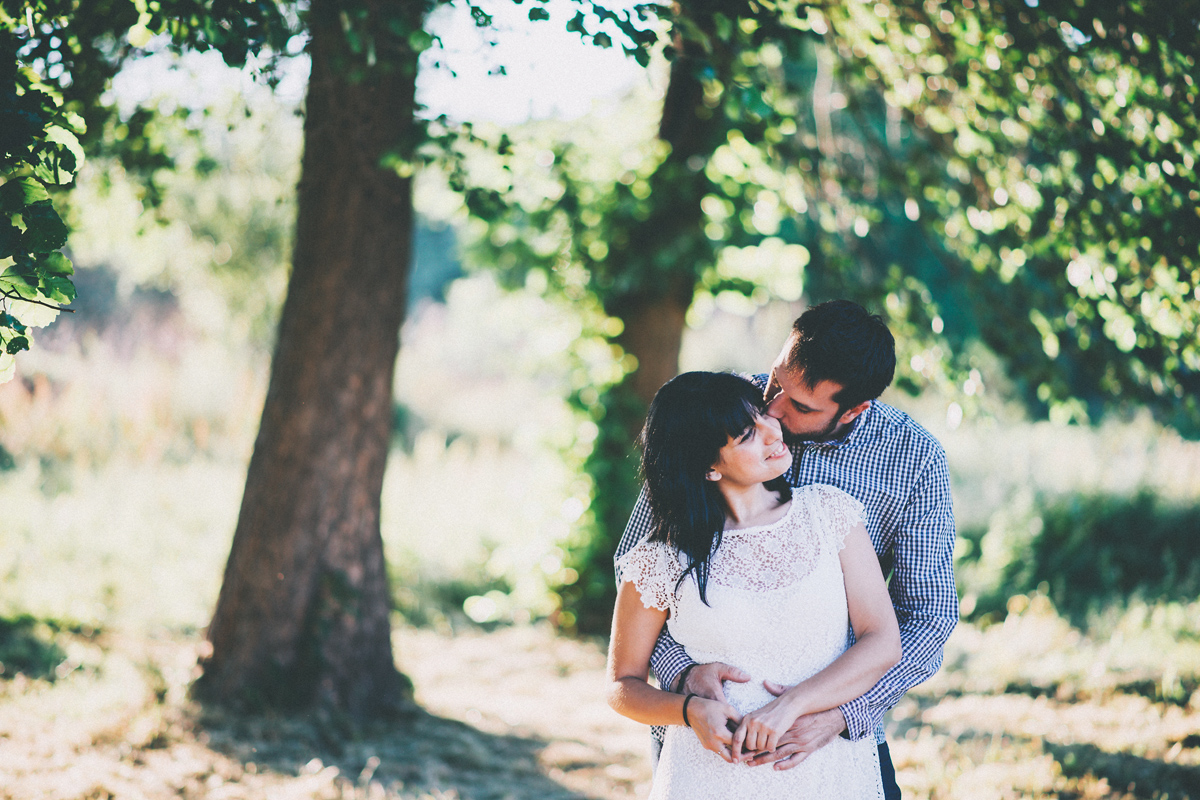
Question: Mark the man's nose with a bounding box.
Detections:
[764,393,786,419]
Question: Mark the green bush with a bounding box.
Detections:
[961,492,1200,627]
[0,615,71,681]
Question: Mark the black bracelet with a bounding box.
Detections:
[681,693,698,728]
[675,663,697,694]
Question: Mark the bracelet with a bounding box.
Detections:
[681,693,698,728]
[675,663,697,694]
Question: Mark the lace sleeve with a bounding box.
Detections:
[809,484,865,552]
[614,539,681,612]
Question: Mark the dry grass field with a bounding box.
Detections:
[1,606,1198,800]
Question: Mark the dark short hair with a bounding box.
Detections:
[786,300,896,410]
[639,371,790,605]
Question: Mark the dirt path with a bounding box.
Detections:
[0,624,651,800]
[2,620,1198,799]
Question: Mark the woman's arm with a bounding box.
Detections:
[607,581,742,759]
[731,522,902,757]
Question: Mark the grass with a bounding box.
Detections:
[0,608,1196,799]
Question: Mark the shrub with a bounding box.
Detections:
[961,492,1200,627]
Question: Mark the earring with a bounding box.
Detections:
[706,470,721,481]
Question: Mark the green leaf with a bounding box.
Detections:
[0,220,20,260]
[1,265,38,289]
[20,203,69,252]
[408,29,434,51]
[41,275,76,304]
[0,312,27,334]
[0,179,51,213]
[5,335,29,355]
[566,11,587,35]
[42,251,73,276]
[594,32,613,48]
[528,7,550,21]
[6,298,60,328]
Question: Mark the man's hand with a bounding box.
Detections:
[680,661,750,701]
[744,682,847,770]
[687,697,743,762]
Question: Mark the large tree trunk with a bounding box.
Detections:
[196,0,421,717]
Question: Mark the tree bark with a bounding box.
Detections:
[609,25,723,408]
[615,292,690,408]
[197,0,421,717]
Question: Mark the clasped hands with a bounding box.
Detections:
[681,661,847,770]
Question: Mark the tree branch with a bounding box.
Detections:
[1,289,75,312]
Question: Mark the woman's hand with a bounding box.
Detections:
[688,697,743,762]
[730,689,801,761]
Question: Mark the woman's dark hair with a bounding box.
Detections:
[639,371,791,605]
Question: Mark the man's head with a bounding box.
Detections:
[764,300,896,443]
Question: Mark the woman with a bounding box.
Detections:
[607,372,901,799]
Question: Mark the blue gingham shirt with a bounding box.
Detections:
[614,386,958,744]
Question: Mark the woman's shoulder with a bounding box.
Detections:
[615,535,682,577]
[615,536,683,611]
[794,482,859,506]
[791,484,865,544]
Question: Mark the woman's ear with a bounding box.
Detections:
[706,469,722,482]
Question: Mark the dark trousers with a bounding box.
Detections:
[879,741,901,800]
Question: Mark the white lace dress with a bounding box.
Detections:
[616,484,884,800]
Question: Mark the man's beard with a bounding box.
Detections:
[781,413,846,446]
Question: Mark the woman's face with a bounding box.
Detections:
[709,413,792,487]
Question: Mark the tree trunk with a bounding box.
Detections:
[609,33,717,407]
[565,30,727,633]
[615,293,690,407]
[196,0,421,717]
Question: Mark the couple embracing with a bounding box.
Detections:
[606,300,958,799]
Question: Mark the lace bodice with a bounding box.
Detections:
[619,483,863,598]
[616,484,884,799]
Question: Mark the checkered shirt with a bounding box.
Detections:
[613,384,958,745]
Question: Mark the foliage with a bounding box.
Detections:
[960,491,1200,628]
[0,0,294,382]
[0,614,71,681]
[825,0,1200,434]
[455,0,1200,630]
[0,23,80,381]
[454,6,833,631]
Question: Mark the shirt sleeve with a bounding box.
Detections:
[838,445,959,740]
[614,485,694,693]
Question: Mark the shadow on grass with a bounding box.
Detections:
[194,702,594,800]
[1045,741,1200,799]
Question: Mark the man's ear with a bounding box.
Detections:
[838,400,871,426]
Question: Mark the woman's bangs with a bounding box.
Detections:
[711,392,762,442]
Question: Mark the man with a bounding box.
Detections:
[613,300,958,799]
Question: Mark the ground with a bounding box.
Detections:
[1,613,1198,799]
